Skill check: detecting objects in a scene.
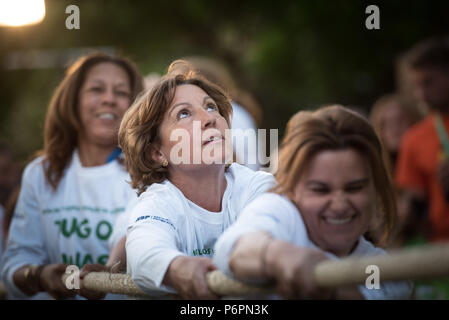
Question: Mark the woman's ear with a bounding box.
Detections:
[150,144,168,167]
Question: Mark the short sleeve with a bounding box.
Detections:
[1,161,49,298]
[125,192,185,294]
[214,193,300,277]
[108,193,138,250]
[240,170,276,210]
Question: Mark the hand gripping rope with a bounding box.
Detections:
[51,242,449,298]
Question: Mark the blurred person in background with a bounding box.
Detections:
[0,52,144,300]
[396,37,449,244]
[370,94,421,173]
[395,53,429,121]
[0,144,22,269]
[370,94,422,247]
[144,72,162,92]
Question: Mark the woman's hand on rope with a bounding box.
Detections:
[164,256,221,300]
[77,264,111,300]
[40,264,77,300]
[265,241,335,299]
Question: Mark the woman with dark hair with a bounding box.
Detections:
[1,52,144,299]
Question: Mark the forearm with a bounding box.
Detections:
[163,256,189,288]
[228,231,273,280]
[106,236,126,272]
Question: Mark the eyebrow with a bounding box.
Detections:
[168,96,213,118]
[306,178,369,186]
[87,79,129,86]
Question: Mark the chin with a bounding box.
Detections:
[324,236,359,256]
[91,135,117,147]
[201,150,228,165]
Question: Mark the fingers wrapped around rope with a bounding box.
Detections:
[60,243,449,298]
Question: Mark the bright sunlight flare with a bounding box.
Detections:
[0,0,45,27]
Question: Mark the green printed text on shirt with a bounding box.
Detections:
[54,218,112,240]
[192,247,215,256]
[62,251,109,268]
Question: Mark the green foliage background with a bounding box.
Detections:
[0,0,448,163]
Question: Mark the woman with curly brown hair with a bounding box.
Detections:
[120,60,275,299]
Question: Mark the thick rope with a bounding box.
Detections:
[73,272,147,297]
[2,243,448,298]
[59,242,449,298]
[314,242,449,287]
[205,270,273,296]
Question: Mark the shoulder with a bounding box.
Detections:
[402,115,435,146]
[241,192,300,226]
[129,181,185,225]
[245,192,295,213]
[227,164,276,210]
[352,236,385,256]
[21,155,47,184]
[228,163,275,188]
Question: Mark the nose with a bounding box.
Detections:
[329,192,350,215]
[101,88,116,105]
[199,108,216,129]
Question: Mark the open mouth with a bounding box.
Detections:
[323,215,356,226]
[96,112,117,120]
[202,135,223,146]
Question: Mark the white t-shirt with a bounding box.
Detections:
[125,163,275,295]
[231,102,260,171]
[213,192,413,300]
[0,151,136,299]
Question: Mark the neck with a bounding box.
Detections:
[330,240,359,258]
[169,165,227,212]
[77,139,116,167]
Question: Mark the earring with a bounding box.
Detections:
[162,159,168,167]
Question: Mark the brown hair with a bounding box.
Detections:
[42,52,143,190]
[273,105,396,245]
[405,36,449,71]
[119,60,233,195]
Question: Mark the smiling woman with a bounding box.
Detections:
[213,105,413,300]
[0,52,144,300]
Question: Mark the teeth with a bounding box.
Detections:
[98,113,115,120]
[325,217,353,225]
